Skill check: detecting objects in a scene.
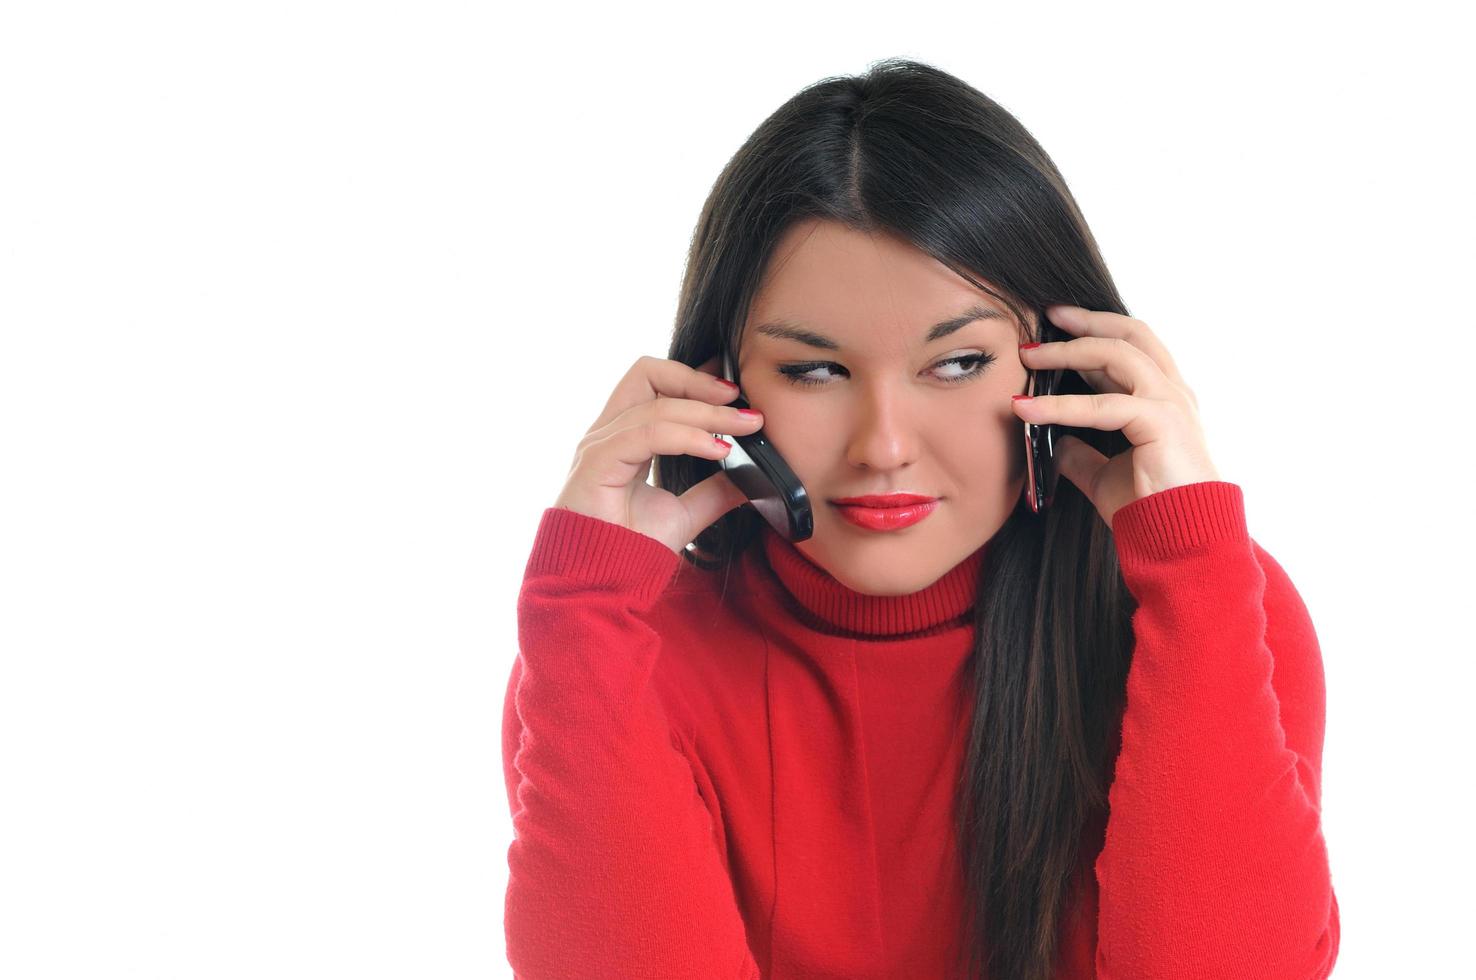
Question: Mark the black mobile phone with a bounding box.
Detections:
[712,349,814,542]
[1022,317,1068,514]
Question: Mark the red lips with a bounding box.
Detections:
[829,493,938,507]
[831,495,940,531]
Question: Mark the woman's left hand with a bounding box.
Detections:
[1011,304,1223,529]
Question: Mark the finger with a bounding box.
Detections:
[676,468,752,537]
[587,355,738,435]
[577,418,737,489]
[1052,432,1110,501]
[1045,306,1192,395]
[582,392,762,449]
[1012,391,1180,448]
[1019,335,1179,400]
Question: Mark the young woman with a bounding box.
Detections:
[503,59,1339,980]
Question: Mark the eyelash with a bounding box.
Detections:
[777,352,998,388]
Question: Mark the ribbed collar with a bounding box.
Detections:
[756,524,988,637]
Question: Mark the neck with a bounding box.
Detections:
[757,525,988,637]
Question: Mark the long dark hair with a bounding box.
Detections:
[653,58,1138,980]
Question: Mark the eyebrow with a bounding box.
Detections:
[752,303,1009,351]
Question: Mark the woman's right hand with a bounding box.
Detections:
[551,354,765,555]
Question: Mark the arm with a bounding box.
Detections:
[502,506,761,980]
[1093,481,1340,980]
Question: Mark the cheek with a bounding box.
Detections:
[750,384,827,442]
[761,410,829,485]
[955,422,1019,478]
[945,394,1029,492]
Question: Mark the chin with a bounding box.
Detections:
[810,550,932,595]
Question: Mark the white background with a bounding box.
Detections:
[3,2,1470,977]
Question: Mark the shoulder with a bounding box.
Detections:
[648,553,762,666]
[647,543,766,633]
[646,552,769,738]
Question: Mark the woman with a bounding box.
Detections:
[503,59,1339,980]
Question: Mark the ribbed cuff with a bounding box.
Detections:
[522,506,682,609]
[1110,480,1249,564]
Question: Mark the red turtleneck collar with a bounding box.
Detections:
[753,524,988,637]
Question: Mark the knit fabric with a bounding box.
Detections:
[502,481,1340,978]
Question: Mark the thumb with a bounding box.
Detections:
[1053,433,1107,495]
[677,468,751,538]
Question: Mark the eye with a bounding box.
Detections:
[778,361,845,387]
[931,352,997,384]
[777,352,997,387]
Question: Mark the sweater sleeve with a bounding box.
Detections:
[501,506,762,980]
[1093,481,1340,980]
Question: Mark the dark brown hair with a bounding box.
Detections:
[653,58,1138,980]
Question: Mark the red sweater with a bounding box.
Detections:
[502,480,1340,978]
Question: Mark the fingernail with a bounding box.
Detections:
[1019,342,1042,351]
[715,377,739,389]
[736,408,761,417]
[1012,394,1034,402]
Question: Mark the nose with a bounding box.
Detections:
[844,383,921,471]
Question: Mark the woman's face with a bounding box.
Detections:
[737,217,1033,596]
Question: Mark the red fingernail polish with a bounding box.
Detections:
[715,378,739,389]
[1019,342,1042,350]
[1013,394,1034,401]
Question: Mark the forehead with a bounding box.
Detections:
[745,219,1022,345]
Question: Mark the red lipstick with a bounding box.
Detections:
[829,493,940,532]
